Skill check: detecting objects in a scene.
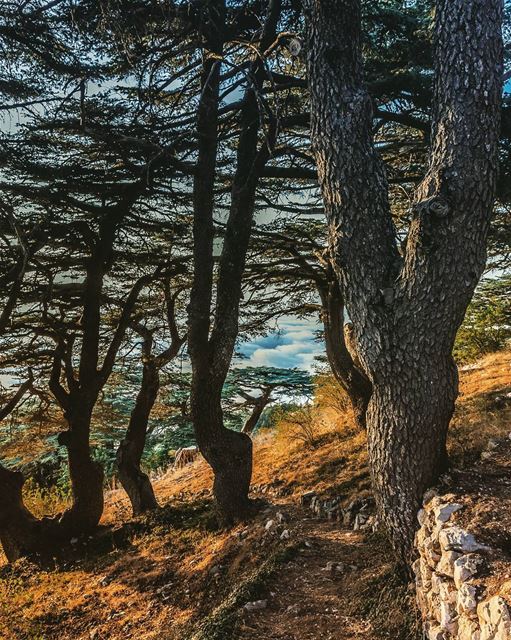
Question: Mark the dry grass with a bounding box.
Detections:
[449,350,511,465]
[1,350,510,640]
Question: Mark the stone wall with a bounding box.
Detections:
[413,437,511,640]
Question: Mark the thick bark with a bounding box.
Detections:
[0,380,63,562]
[116,358,159,515]
[305,0,503,564]
[0,461,94,562]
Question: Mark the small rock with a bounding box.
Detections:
[265,520,275,531]
[70,537,79,545]
[453,555,483,589]
[286,604,300,614]
[300,491,316,507]
[353,513,368,530]
[433,503,464,525]
[280,529,290,540]
[440,600,458,635]
[438,527,490,554]
[324,561,345,574]
[486,438,501,451]
[426,623,445,640]
[244,599,268,612]
[276,511,287,524]
[437,550,461,578]
[457,583,478,614]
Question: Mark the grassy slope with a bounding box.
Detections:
[1,350,510,640]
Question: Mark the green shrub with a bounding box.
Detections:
[454,275,511,363]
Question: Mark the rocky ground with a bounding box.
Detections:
[414,436,511,640]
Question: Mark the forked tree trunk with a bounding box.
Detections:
[305,0,503,564]
[0,408,106,562]
[188,0,279,522]
[116,360,159,515]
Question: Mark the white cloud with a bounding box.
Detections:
[237,317,324,371]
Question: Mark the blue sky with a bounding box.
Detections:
[237,317,324,371]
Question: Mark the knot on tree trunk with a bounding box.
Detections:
[413,195,451,220]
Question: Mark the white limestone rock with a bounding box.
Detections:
[438,527,491,554]
[433,503,464,525]
[440,599,458,635]
[424,536,442,569]
[431,571,443,594]
[426,622,446,640]
[478,596,511,640]
[420,558,433,586]
[243,599,268,612]
[453,555,484,589]
[458,614,481,640]
[438,578,457,605]
[457,583,478,614]
[437,550,462,578]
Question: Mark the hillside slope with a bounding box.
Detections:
[1,350,510,640]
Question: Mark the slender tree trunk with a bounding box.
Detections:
[318,273,371,429]
[116,360,159,515]
[305,0,503,565]
[241,393,271,435]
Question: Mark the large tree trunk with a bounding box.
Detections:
[191,377,253,524]
[116,360,159,515]
[57,412,104,534]
[0,389,104,561]
[305,0,503,565]
[0,465,44,562]
[0,465,64,562]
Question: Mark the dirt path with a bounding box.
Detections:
[238,502,381,640]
